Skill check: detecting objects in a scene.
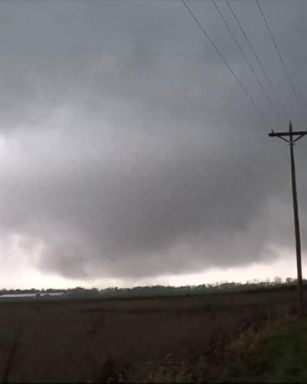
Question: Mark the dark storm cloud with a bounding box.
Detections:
[0,0,306,280]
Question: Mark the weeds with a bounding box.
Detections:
[123,308,296,383]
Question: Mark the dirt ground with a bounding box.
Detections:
[0,290,298,383]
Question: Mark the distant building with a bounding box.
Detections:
[40,292,65,297]
[0,292,65,300]
[0,293,37,299]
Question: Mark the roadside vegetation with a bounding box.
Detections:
[228,317,307,383]
[122,308,307,384]
[123,307,297,383]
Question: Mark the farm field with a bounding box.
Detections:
[0,288,302,383]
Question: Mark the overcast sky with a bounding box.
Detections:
[0,0,306,289]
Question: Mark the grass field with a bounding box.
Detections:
[228,317,307,383]
[0,288,303,383]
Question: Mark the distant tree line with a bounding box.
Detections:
[0,277,305,300]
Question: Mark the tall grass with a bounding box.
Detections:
[120,308,296,383]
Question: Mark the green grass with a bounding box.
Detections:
[230,317,307,383]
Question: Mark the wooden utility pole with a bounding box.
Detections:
[269,121,307,315]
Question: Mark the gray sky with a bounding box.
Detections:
[0,0,306,288]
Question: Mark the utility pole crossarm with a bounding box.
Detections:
[269,130,307,138]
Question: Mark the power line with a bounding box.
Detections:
[212,0,282,124]
[225,0,290,122]
[182,0,273,129]
[256,0,303,119]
